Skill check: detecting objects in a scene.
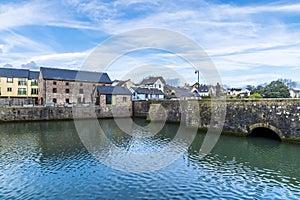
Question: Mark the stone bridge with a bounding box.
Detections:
[133,99,300,142]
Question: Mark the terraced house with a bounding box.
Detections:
[0,68,39,105]
[38,67,112,105]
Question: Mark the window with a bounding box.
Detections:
[159,84,161,88]
[7,77,13,83]
[65,98,69,103]
[31,88,38,95]
[66,82,69,86]
[122,97,127,102]
[7,87,12,92]
[80,83,83,87]
[53,88,57,93]
[53,81,57,85]
[79,89,84,94]
[18,79,27,86]
[145,94,148,99]
[106,94,112,104]
[53,98,57,103]
[31,80,38,86]
[18,88,26,95]
[65,89,70,93]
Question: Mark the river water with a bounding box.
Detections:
[0,119,300,199]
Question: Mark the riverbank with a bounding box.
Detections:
[1,99,300,142]
[0,105,131,122]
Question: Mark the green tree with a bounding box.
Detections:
[252,80,291,98]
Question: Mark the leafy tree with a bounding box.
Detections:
[252,80,291,98]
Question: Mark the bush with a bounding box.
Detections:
[249,93,263,98]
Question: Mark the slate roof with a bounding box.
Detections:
[40,67,112,83]
[165,85,195,97]
[140,76,166,85]
[97,86,132,95]
[228,88,242,92]
[0,68,30,78]
[198,85,209,92]
[29,71,39,79]
[132,87,165,95]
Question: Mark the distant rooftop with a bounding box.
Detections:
[97,86,131,95]
[132,87,165,95]
[40,67,112,83]
[140,76,166,85]
[0,68,39,79]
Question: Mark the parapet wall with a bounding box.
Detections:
[0,105,132,122]
[1,99,300,141]
[133,99,300,140]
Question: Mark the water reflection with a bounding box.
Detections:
[0,119,300,199]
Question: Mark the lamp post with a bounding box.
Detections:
[195,70,199,89]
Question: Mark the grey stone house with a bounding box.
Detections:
[95,86,132,107]
[95,86,132,116]
[38,67,112,105]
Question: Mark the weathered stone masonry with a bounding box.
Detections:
[133,99,300,140]
[1,99,300,141]
[0,105,132,121]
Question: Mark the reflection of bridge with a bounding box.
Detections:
[133,99,300,142]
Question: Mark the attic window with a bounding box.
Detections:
[7,77,13,83]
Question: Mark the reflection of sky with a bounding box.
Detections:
[1,0,300,87]
[1,119,300,199]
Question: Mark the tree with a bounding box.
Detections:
[252,80,291,98]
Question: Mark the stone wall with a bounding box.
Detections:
[1,99,300,141]
[0,105,132,122]
[133,99,300,140]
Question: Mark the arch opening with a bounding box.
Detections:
[249,127,281,141]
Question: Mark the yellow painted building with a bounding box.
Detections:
[0,68,39,105]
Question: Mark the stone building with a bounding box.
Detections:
[0,68,39,105]
[39,67,112,105]
[95,86,132,107]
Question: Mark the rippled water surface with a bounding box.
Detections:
[0,119,300,199]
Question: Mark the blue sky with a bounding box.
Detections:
[0,0,300,87]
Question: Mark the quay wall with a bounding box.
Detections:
[0,105,132,122]
[133,99,300,141]
[1,99,300,141]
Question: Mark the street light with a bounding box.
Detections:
[195,70,199,89]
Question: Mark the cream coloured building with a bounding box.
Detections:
[0,68,39,105]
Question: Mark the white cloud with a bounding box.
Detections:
[1,0,300,86]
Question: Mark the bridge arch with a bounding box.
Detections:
[248,123,282,141]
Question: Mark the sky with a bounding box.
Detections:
[0,0,300,87]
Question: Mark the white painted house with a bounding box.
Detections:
[290,89,300,98]
[130,87,165,101]
[139,76,166,92]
